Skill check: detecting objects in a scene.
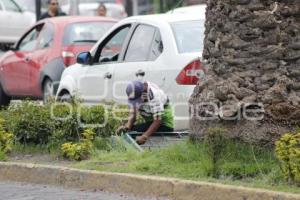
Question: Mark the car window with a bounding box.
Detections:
[14,0,36,13]
[63,22,114,45]
[124,24,156,62]
[95,25,131,64]
[171,20,205,54]
[18,24,44,51]
[149,30,163,61]
[2,0,21,12]
[37,23,54,49]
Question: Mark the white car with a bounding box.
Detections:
[56,13,205,130]
[168,4,206,19]
[14,0,48,14]
[0,0,36,46]
[61,0,127,19]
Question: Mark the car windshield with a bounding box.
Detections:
[171,20,205,54]
[63,21,114,45]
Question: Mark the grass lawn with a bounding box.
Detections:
[72,139,300,194]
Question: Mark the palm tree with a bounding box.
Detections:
[190,0,300,145]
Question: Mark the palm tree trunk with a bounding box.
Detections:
[190,0,300,145]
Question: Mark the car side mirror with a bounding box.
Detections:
[77,52,92,65]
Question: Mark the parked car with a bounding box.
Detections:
[0,16,117,105]
[56,13,206,130]
[61,0,127,19]
[14,0,48,14]
[0,0,36,48]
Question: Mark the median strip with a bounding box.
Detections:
[0,162,299,200]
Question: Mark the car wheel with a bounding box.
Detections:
[42,78,54,103]
[0,82,10,107]
[58,91,72,103]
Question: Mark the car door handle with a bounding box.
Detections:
[136,69,145,77]
[24,57,31,63]
[104,72,112,79]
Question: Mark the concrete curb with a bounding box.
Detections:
[0,162,299,200]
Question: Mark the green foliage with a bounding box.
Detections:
[61,142,84,161]
[218,142,276,179]
[2,100,130,146]
[52,101,129,143]
[0,118,13,154]
[0,150,7,161]
[275,133,300,184]
[80,104,127,137]
[51,100,83,143]
[3,101,55,145]
[203,127,229,177]
[93,137,113,151]
[196,127,276,179]
[61,128,96,161]
[75,136,277,182]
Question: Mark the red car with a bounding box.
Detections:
[0,16,116,105]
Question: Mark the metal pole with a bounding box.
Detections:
[35,0,41,21]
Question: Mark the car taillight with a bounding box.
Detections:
[62,51,75,67]
[176,59,205,85]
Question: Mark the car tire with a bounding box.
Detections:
[58,91,72,103]
[0,82,10,107]
[42,78,54,104]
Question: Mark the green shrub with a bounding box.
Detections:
[275,133,300,184]
[4,101,55,145]
[81,104,130,137]
[0,150,7,161]
[52,101,129,143]
[3,100,130,147]
[51,101,83,143]
[0,118,13,153]
[61,128,96,161]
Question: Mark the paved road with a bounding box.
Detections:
[0,181,159,200]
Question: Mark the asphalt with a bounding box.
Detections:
[0,181,158,200]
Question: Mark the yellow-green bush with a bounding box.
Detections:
[275,133,300,184]
[61,128,95,161]
[0,118,13,153]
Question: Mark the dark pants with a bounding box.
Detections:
[131,122,173,133]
